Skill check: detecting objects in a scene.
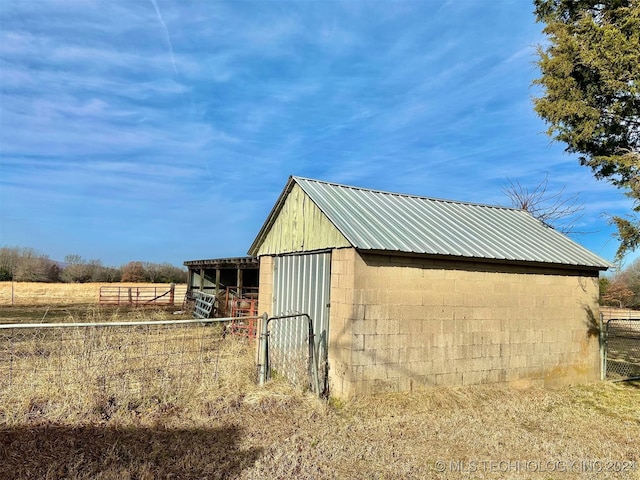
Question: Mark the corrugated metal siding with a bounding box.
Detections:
[272,252,332,385]
[257,184,350,256]
[294,177,611,269]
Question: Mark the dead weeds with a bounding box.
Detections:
[0,281,187,307]
[0,305,638,478]
[1,380,638,479]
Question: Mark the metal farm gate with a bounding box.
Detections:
[99,285,185,306]
[269,252,331,394]
[603,317,640,381]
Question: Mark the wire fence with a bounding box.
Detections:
[605,318,640,381]
[0,318,253,421]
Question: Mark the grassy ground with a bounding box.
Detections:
[0,302,639,479]
[0,282,188,307]
[0,377,638,479]
[0,304,190,324]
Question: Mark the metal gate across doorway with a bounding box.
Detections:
[604,317,640,381]
[270,252,331,394]
[258,313,321,396]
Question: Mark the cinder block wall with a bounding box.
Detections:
[257,256,273,317]
[332,251,601,396]
[327,248,357,396]
[258,250,601,398]
[256,255,274,365]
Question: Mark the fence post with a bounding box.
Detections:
[307,316,320,396]
[169,283,175,305]
[258,312,269,386]
[599,312,605,381]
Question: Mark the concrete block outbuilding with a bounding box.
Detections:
[249,176,611,397]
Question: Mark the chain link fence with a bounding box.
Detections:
[605,318,640,381]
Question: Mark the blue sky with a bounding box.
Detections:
[0,0,637,269]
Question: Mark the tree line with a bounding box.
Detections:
[534,0,639,308]
[600,257,640,309]
[0,246,187,284]
[533,0,639,261]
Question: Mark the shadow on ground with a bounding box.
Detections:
[0,423,262,479]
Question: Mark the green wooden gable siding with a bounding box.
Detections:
[256,183,350,256]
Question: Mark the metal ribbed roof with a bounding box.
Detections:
[251,176,612,269]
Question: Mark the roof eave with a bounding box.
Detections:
[183,256,259,268]
[247,176,298,257]
[356,248,611,272]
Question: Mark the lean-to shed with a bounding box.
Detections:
[249,176,611,397]
[183,256,259,317]
[184,256,259,298]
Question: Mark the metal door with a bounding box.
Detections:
[271,252,331,392]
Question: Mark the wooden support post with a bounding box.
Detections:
[215,268,221,298]
[199,268,205,292]
[187,269,193,294]
[237,268,244,295]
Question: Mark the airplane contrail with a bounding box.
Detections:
[149,0,178,74]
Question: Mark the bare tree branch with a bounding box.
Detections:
[501,175,585,235]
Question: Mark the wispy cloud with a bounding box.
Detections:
[149,0,178,75]
[0,0,631,265]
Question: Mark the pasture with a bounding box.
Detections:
[0,281,188,307]
[0,284,638,479]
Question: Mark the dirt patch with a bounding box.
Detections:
[0,424,262,480]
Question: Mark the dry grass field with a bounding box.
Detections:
[0,292,639,479]
[0,281,188,307]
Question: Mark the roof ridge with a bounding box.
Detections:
[249,175,611,269]
[292,176,522,212]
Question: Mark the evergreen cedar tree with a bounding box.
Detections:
[533,0,640,260]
